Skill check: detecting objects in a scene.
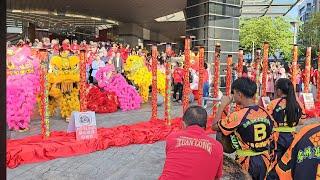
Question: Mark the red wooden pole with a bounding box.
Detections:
[304,47,312,93]
[151,45,158,120]
[164,44,172,125]
[183,37,191,113]
[212,44,221,118]
[39,49,50,138]
[261,42,269,97]
[198,47,205,106]
[317,47,320,102]
[225,55,232,114]
[79,50,87,112]
[237,49,244,78]
[291,45,298,92]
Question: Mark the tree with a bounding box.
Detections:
[298,12,320,58]
[240,16,293,61]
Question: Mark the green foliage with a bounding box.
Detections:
[298,12,320,52]
[240,16,293,61]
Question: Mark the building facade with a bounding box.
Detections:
[299,0,320,22]
[185,0,241,63]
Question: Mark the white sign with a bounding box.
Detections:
[302,93,315,110]
[67,111,97,140]
[261,96,271,108]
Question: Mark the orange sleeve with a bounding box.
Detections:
[266,99,280,115]
[218,109,246,136]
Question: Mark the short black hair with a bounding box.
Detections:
[183,105,207,128]
[242,65,248,73]
[231,77,257,98]
[204,62,208,69]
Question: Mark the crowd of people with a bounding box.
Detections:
[235,60,319,101]
[6,38,320,180]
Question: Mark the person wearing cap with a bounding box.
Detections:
[160,105,223,180]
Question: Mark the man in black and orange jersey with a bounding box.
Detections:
[212,77,275,180]
[275,123,320,180]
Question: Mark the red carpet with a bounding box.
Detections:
[7,118,216,168]
[305,102,320,118]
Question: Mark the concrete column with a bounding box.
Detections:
[185,0,241,63]
[27,23,36,42]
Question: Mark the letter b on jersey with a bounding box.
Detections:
[254,124,267,141]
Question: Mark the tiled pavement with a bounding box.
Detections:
[7,103,185,180]
[8,103,184,140]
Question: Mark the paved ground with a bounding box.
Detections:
[8,103,184,140]
[7,102,319,180]
[7,102,185,180]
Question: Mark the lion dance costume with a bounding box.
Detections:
[6,46,40,130]
[96,64,142,111]
[124,55,165,102]
[47,51,80,120]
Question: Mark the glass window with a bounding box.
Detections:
[219,41,233,51]
[193,40,206,46]
[186,28,206,40]
[215,28,233,40]
[226,0,236,4]
[232,42,239,52]
[234,7,241,17]
[186,16,207,29]
[226,6,234,16]
[233,30,239,40]
[186,3,208,17]
[234,18,239,27]
[187,0,208,7]
[209,3,225,15]
[209,16,234,28]
[307,3,311,10]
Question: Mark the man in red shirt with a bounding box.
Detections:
[173,62,184,103]
[160,106,223,180]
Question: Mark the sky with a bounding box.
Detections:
[285,0,304,20]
